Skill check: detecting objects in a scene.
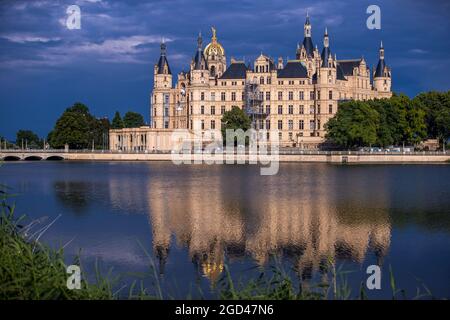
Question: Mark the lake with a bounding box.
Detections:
[1,161,449,299]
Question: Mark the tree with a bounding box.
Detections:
[48,102,98,149]
[16,130,42,149]
[325,101,379,148]
[414,91,450,146]
[123,111,145,128]
[221,106,252,145]
[111,111,124,129]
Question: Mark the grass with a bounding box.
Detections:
[0,187,438,300]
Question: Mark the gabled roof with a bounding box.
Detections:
[220,62,248,79]
[277,61,308,78]
[337,59,361,76]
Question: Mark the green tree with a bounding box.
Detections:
[111,111,124,129]
[325,101,379,148]
[48,102,97,149]
[123,111,145,128]
[221,106,252,145]
[16,130,42,149]
[414,91,450,146]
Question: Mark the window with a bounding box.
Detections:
[310,106,315,114]
[259,119,264,129]
[299,120,304,130]
[288,120,293,130]
[221,92,226,101]
[318,120,321,130]
[317,105,321,114]
[278,105,283,115]
[211,120,216,129]
[266,119,271,130]
[289,132,293,140]
[266,92,271,100]
[260,77,264,85]
[266,105,271,114]
[299,105,304,114]
[211,106,215,115]
[309,120,315,130]
[231,92,236,101]
[278,91,283,100]
[278,120,283,130]
[299,91,304,100]
[211,92,216,101]
[317,90,321,100]
[201,106,205,114]
[221,105,226,114]
[329,104,333,114]
[288,91,293,100]
[267,77,271,84]
[164,121,169,129]
[310,91,315,100]
[201,120,205,130]
[201,92,205,101]
[329,90,333,100]
[288,105,293,114]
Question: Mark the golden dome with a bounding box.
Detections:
[204,27,225,56]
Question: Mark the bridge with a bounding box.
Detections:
[0,150,66,161]
[1,149,449,163]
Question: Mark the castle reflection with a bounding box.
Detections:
[145,164,391,283]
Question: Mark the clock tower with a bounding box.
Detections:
[204,27,226,78]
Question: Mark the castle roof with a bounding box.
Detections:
[157,42,171,74]
[302,37,314,58]
[220,61,248,79]
[374,58,386,78]
[277,60,308,78]
[337,59,361,76]
[193,34,208,70]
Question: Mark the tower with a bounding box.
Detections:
[204,27,226,78]
[190,33,209,83]
[296,12,314,60]
[318,28,336,84]
[373,41,391,93]
[154,40,172,89]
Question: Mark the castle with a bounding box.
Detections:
[109,15,392,151]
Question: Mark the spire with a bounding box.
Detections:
[321,28,331,67]
[301,13,314,57]
[374,41,386,77]
[193,32,208,70]
[156,40,171,74]
[323,27,329,48]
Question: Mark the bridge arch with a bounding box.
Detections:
[24,155,43,161]
[46,155,64,161]
[3,156,21,161]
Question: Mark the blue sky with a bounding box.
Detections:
[0,0,449,139]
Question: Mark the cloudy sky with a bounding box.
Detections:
[0,0,449,139]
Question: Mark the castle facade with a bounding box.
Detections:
[110,15,392,151]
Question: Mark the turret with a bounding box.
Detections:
[317,28,336,85]
[296,12,314,60]
[154,40,172,89]
[191,33,209,83]
[204,27,226,78]
[373,41,391,93]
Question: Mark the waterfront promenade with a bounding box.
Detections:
[1,149,449,163]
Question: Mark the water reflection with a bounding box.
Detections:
[145,164,391,283]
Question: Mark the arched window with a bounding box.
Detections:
[210,65,216,77]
